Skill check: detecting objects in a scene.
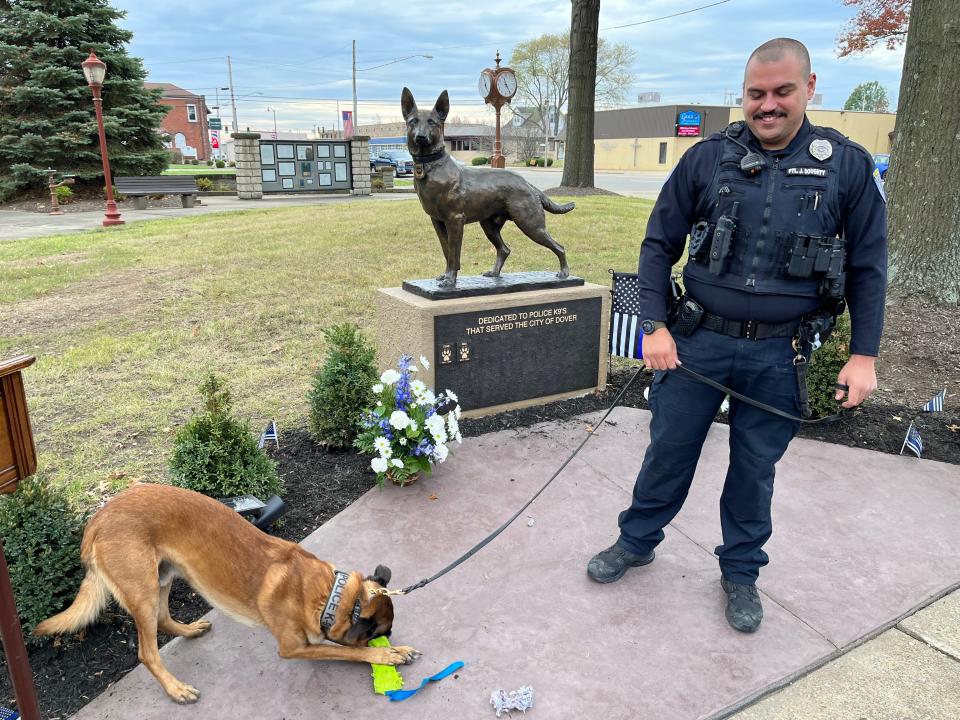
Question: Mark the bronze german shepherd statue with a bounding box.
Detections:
[401,88,575,288]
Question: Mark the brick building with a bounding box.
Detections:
[145,82,212,161]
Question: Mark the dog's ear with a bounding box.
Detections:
[366,565,391,588]
[433,90,449,123]
[401,87,417,120]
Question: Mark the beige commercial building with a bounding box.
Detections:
[594,105,895,172]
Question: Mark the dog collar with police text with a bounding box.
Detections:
[320,570,362,632]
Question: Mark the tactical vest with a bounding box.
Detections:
[685,121,847,300]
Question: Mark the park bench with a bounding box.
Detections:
[115,176,198,210]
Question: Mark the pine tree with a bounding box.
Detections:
[0,0,169,200]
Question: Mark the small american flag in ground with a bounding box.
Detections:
[610,272,644,359]
[901,422,923,458]
[922,388,946,413]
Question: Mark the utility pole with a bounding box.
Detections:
[544,76,550,165]
[227,55,239,134]
[352,40,358,132]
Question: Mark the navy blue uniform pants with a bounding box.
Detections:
[617,326,802,585]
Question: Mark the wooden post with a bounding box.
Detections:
[0,354,41,720]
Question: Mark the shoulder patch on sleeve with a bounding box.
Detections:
[872,167,887,203]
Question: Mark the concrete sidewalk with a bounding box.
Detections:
[69,407,960,720]
[0,193,417,242]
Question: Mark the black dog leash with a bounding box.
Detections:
[388,363,844,597]
[674,364,846,425]
[394,367,646,596]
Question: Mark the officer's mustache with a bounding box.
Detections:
[754,111,787,120]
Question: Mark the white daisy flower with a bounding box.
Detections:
[372,383,384,394]
[410,379,427,396]
[391,458,404,468]
[371,456,388,473]
[420,355,430,370]
[433,443,449,462]
[399,437,407,445]
[425,414,446,436]
[380,369,401,385]
[420,389,436,406]
[445,389,458,402]
[389,410,410,430]
[454,405,461,420]
[455,431,462,444]
[447,414,459,436]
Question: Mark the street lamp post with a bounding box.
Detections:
[266,105,278,138]
[81,51,124,227]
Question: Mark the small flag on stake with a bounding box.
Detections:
[900,421,922,458]
[259,419,279,450]
[922,388,946,413]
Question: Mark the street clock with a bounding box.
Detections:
[480,51,517,168]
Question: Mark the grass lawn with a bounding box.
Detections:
[163,164,236,175]
[0,195,652,505]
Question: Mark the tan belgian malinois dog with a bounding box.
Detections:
[35,484,419,703]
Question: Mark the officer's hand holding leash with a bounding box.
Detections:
[642,327,680,371]
[835,354,878,408]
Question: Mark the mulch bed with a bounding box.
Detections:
[2,293,957,719]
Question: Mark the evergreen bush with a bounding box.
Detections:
[195,176,214,191]
[471,156,489,166]
[308,324,378,449]
[0,475,86,639]
[169,373,282,499]
[0,1,169,199]
[215,159,226,168]
[806,312,851,418]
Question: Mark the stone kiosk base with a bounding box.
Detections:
[376,273,609,417]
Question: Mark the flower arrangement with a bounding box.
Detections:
[354,355,461,486]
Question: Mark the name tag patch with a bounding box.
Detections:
[786,167,828,177]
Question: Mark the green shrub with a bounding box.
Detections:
[228,160,236,167]
[806,312,851,418]
[195,176,214,191]
[371,174,385,191]
[55,185,74,204]
[0,475,86,639]
[206,159,214,166]
[215,159,226,168]
[169,373,282,499]
[308,323,378,449]
[471,156,489,166]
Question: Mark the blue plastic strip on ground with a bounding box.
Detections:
[384,661,464,702]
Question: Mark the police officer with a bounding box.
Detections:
[587,38,887,633]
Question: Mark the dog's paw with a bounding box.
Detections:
[186,620,212,637]
[375,646,421,665]
[482,270,501,278]
[556,269,570,279]
[166,680,200,704]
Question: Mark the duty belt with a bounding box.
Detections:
[700,312,800,340]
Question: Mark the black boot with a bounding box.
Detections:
[721,577,763,633]
[587,542,655,583]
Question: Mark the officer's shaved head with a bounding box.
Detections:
[745,38,811,79]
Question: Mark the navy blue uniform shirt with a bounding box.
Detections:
[637,116,887,356]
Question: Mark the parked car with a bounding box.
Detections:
[372,149,414,176]
[369,150,393,172]
[872,153,890,179]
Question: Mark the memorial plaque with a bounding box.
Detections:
[434,297,602,411]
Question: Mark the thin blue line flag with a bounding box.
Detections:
[610,271,644,359]
[258,419,278,449]
[903,423,923,458]
[922,388,946,413]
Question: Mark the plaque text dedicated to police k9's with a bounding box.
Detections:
[434,298,602,411]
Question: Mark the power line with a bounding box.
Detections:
[601,0,733,31]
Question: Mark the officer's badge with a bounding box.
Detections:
[809,139,833,161]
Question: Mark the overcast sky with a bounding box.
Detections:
[118,0,905,135]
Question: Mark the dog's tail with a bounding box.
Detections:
[34,566,111,637]
[539,191,575,215]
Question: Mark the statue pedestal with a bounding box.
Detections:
[376,277,609,418]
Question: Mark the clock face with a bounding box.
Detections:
[478,72,492,98]
[496,70,517,98]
